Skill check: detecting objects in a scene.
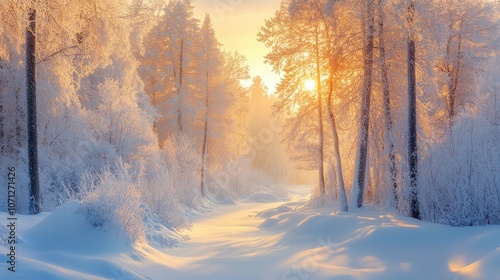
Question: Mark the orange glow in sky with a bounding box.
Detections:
[193,0,281,93]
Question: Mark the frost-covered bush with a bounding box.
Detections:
[163,134,202,208]
[78,168,144,242]
[139,152,188,229]
[419,116,500,226]
[419,60,500,226]
[67,150,192,244]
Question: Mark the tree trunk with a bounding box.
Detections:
[377,0,398,206]
[407,0,420,219]
[327,75,348,211]
[352,0,374,208]
[315,30,326,195]
[200,64,209,197]
[27,4,41,214]
[177,39,184,133]
[449,20,463,128]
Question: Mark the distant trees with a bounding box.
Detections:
[140,0,251,196]
[260,0,500,224]
[247,76,290,184]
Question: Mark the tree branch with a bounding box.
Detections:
[37,45,79,64]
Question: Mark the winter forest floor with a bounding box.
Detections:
[1,185,500,280]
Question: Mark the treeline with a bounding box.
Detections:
[0,0,282,240]
[259,0,500,225]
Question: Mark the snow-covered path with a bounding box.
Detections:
[154,186,311,280]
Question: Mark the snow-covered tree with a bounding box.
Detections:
[198,14,222,196]
[259,0,330,196]
[141,0,200,141]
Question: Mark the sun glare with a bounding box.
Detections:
[304,79,316,91]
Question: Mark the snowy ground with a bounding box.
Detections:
[1,185,500,280]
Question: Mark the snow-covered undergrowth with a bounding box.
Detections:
[77,169,147,242]
[59,134,283,246]
[419,68,500,226]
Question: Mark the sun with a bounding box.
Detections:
[304,79,316,91]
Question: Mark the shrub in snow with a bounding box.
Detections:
[419,69,500,226]
[163,134,202,208]
[78,167,144,242]
[139,152,189,229]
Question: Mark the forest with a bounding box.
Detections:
[0,0,291,242]
[1,0,499,279]
[258,0,500,225]
[0,0,499,245]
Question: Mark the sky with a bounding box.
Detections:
[193,0,282,93]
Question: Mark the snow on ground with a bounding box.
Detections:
[1,185,500,279]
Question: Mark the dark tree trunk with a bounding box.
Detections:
[27,5,41,214]
[353,0,375,208]
[377,0,398,206]
[407,0,420,219]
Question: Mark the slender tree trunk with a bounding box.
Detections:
[200,64,209,197]
[407,0,420,219]
[327,75,348,211]
[449,20,463,128]
[177,39,184,133]
[315,30,326,195]
[352,0,374,208]
[27,4,41,214]
[377,0,398,206]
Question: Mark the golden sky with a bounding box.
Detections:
[193,0,282,93]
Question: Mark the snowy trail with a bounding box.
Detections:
[154,186,312,280]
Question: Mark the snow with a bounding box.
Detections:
[1,185,500,280]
